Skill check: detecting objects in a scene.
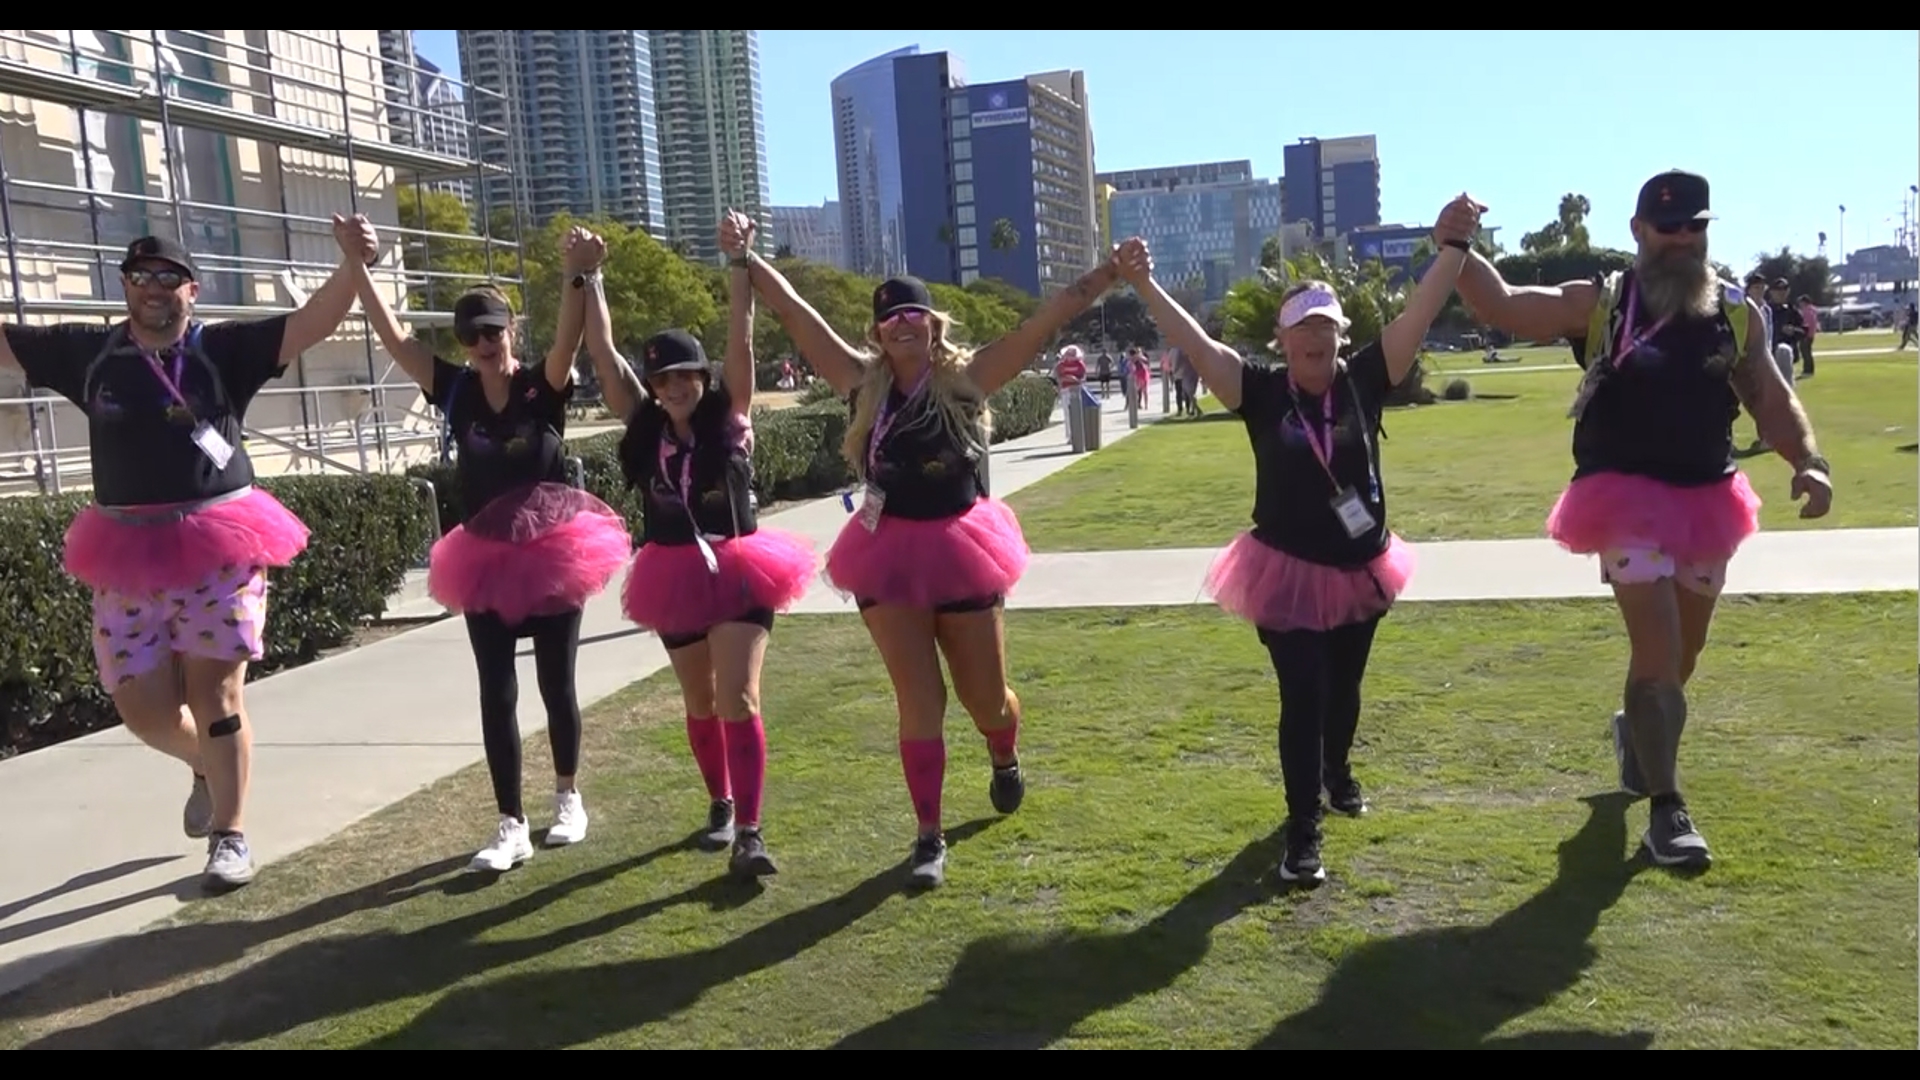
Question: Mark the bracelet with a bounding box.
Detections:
[1440,238,1471,252]
[729,255,750,267]
[1795,452,1831,477]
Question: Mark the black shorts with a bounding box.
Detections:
[853,594,1004,615]
[659,607,777,652]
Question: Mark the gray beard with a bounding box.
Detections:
[1635,251,1717,321]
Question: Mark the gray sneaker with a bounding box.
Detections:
[183,773,213,838]
[1643,801,1711,869]
[907,833,946,889]
[204,831,255,888]
[1610,712,1647,798]
[701,798,736,851]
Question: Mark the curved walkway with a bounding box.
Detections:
[0,384,1912,999]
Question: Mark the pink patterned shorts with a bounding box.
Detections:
[91,563,270,690]
[1597,546,1728,598]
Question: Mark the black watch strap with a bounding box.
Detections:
[1797,452,1831,476]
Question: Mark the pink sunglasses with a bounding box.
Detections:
[879,308,929,327]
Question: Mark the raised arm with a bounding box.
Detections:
[344,217,435,390]
[740,250,867,396]
[1454,247,1598,344]
[966,257,1121,394]
[543,228,590,393]
[1377,196,1480,384]
[719,211,756,415]
[571,234,645,424]
[281,213,378,364]
[1115,237,1248,411]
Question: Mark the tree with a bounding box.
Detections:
[392,185,506,355]
[517,213,718,360]
[1520,192,1592,253]
[1059,291,1157,350]
[963,276,1039,322]
[1746,247,1835,305]
[773,243,795,259]
[928,282,1020,346]
[989,217,1021,253]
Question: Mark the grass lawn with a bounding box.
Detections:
[1010,352,1918,552]
[0,595,1911,1050]
[1421,328,1903,375]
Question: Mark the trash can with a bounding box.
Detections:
[1073,385,1103,453]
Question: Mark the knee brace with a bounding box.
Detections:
[207,714,242,738]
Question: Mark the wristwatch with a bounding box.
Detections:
[571,269,601,289]
[1795,452,1832,477]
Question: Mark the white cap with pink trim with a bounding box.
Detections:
[1278,283,1351,331]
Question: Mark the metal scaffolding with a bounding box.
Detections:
[0,29,526,495]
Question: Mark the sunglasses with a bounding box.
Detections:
[125,268,189,289]
[1652,220,1709,235]
[878,309,929,328]
[456,325,507,347]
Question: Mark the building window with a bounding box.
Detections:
[961,268,980,285]
[960,248,978,268]
[958,226,977,247]
[951,117,970,137]
[957,204,975,226]
[953,161,972,182]
[953,138,971,161]
[956,182,974,204]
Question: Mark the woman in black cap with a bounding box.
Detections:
[350,230,632,874]
[739,223,1122,888]
[576,215,816,880]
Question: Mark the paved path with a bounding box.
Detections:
[1,380,1913,1001]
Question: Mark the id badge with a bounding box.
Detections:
[693,533,720,575]
[1330,487,1377,539]
[858,483,886,533]
[191,422,235,469]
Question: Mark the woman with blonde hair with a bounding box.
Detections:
[575,215,816,879]
[742,247,1121,888]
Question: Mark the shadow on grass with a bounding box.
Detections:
[14,836,710,1049]
[349,817,1002,1050]
[830,824,1285,1049]
[1896,443,1917,454]
[1254,793,1652,1050]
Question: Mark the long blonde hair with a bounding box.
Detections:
[842,308,992,478]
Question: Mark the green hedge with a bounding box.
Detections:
[410,372,1059,534]
[0,474,435,758]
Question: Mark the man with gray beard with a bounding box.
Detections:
[1448,173,1833,871]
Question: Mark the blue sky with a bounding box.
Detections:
[412,30,1918,269]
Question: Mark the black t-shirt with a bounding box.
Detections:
[5,316,290,506]
[1567,284,1739,488]
[1235,341,1392,568]
[430,358,571,514]
[621,404,759,546]
[855,382,986,521]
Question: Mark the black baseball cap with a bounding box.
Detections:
[119,235,196,279]
[1635,170,1716,229]
[873,276,933,322]
[1769,277,1790,289]
[453,291,513,339]
[640,329,709,380]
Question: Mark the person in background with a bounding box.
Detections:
[1739,272,1775,452]
[0,220,373,890]
[1053,344,1088,445]
[1794,294,1819,377]
[1175,348,1203,417]
[354,227,632,874]
[1764,277,1803,389]
[1095,348,1114,395]
[1900,302,1917,349]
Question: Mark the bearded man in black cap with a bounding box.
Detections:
[1448,174,1832,871]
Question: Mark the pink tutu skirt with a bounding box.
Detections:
[1204,531,1417,633]
[64,486,311,596]
[1546,471,1761,563]
[621,527,818,638]
[823,496,1030,609]
[428,482,633,625]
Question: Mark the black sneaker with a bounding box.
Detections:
[1324,770,1368,817]
[1643,798,1711,869]
[1610,711,1647,797]
[1279,818,1326,885]
[701,798,736,851]
[907,833,947,889]
[989,760,1025,814]
[729,827,778,878]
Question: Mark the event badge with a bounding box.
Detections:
[694,533,720,575]
[858,483,887,533]
[191,422,234,469]
[1330,486,1376,539]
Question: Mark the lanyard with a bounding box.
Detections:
[140,346,193,413]
[1286,376,1340,484]
[657,429,695,507]
[868,367,932,474]
[1611,283,1670,368]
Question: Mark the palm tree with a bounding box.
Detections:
[989,217,1020,253]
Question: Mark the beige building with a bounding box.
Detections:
[0,29,513,498]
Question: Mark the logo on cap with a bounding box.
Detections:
[647,345,657,361]
[1659,186,1672,204]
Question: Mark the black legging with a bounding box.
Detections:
[464,609,584,820]
[1259,615,1383,822]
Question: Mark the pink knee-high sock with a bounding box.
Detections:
[685,715,731,802]
[723,714,767,828]
[982,719,1019,765]
[900,737,946,835]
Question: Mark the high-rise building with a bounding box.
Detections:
[457,30,666,235]
[1102,160,1280,304]
[1280,135,1381,240]
[376,31,472,204]
[647,30,773,263]
[831,48,1099,296]
[771,202,844,266]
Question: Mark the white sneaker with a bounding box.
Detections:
[547,789,588,847]
[469,815,533,872]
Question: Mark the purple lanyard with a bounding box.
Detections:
[1612,284,1671,368]
[1287,377,1339,483]
[140,347,191,411]
[868,368,932,474]
[657,431,695,507]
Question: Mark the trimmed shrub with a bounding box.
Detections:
[0,474,436,757]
